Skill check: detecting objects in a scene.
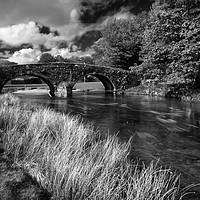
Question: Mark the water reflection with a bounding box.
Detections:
[18,92,200,195]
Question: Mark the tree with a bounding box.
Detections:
[138,0,200,86]
[92,15,146,70]
[55,55,65,62]
[68,56,94,64]
[38,53,56,63]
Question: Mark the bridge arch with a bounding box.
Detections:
[88,73,115,91]
[0,73,55,97]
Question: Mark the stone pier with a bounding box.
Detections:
[55,82,75,97]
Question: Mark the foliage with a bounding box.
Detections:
[54,55,66,62]
[38,52,95,65]
[157,0,200,8]
[92,15,147,70]
[68,55,94,64]
[38,53,56,63]
[138,0,200,86]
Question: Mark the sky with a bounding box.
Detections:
[0,0,153,64]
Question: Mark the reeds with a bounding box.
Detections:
[0,93,183,199]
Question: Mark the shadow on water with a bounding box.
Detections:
[18,92,200,199]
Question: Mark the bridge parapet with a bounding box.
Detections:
[0,62,138,97]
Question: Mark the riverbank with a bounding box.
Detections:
[0,93,186,200]
[126,83,200,102]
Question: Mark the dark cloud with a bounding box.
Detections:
[79,0,154,24]
[0,40,33,55]
[35,22,60,36]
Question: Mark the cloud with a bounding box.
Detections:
[57,23,85,43]
[70,9,80,22]
[0,51,11,59]
[0,21,65,48]
[7,48,42,64]
[49,47,94,59]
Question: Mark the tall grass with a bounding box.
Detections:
[0,93,183,199]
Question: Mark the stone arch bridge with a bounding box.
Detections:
[0,62,138,97]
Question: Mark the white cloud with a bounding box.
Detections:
[0,18,91,51]
[49,47,94,59]
[100,11,135,28]
[114,12,134,20]
[70,9,79,22]
[0,21,64,48]
[58,23,85,42]
[6,46,94,64]
[8,48,42,64]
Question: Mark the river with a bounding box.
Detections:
[15,90,200,197]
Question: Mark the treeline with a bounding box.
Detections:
[93,0,200,87]
[38,53,94,64]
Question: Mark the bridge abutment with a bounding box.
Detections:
[55,82,74,97]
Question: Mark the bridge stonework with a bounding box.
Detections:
[0,62,138,97]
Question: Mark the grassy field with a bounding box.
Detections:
[0,93,188,200]
[3,82,104,94]
[73,82,104,91]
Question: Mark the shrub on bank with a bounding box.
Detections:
[126,82,168,97]
[0,93,184,199]
[126,81,200,102]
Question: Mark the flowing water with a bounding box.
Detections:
[16,90,200,197]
